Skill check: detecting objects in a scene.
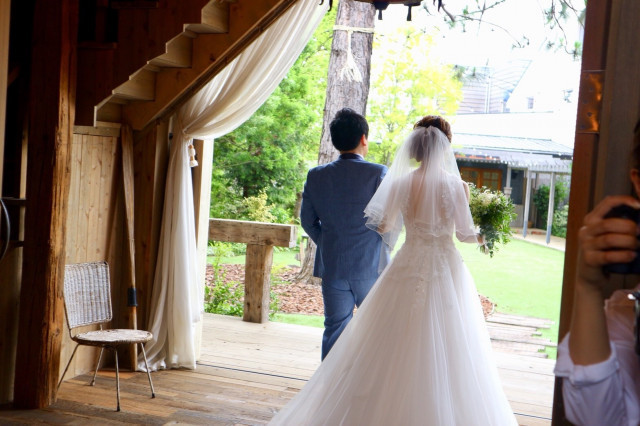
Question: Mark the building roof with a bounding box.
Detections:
[453,133,573,173]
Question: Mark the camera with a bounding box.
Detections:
[603,204,640,274]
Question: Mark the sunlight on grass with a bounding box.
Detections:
[272,312,324,328]
[209,234,564,358]
[208,248,299,267]
[456,238,564,358]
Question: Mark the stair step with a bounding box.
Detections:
[184,1,229,33]
[111,68,155,101]
[95,100,123,124]
[148,33,192,68]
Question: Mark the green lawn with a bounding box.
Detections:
[272,312,324,327]
[209,236,565,358]
[209,248,299,267]
[455,239,564,358]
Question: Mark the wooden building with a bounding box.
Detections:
[454,132,573,242]
[0,0,639,424]
[0,0,312,409]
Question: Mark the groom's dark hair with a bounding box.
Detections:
[330,108,369,152]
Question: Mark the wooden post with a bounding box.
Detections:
[13,0,78,408]
[209,218,296,323]
[545,172,556,245]
[522,168,532,237]
[552,0,640,423]
[244,244,274,323]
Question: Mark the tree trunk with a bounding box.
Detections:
[297,0,376,284]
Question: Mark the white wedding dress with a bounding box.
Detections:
[270,127,517,426]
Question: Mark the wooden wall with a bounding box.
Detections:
[60,127,125,379]
[132,121,169,332]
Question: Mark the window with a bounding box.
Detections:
[527,97,534,109]
[460,167,503,191]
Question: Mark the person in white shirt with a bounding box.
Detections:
[554,121,640,426]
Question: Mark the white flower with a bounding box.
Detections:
[479,192,493,207]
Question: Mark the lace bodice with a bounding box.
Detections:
[395,173,476,246]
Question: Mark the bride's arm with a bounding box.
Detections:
[370,179,402,234]
[454,180,481,243]
[460,181,485,245]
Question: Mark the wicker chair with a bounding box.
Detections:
[58,261,155,411]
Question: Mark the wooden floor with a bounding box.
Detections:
[0,313,556,425]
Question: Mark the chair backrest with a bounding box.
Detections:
[63,261,113,330]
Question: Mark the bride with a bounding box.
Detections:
[269,116,517,425]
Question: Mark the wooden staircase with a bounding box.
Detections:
[78,0,301,131]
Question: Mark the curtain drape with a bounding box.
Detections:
[142,0,328,371]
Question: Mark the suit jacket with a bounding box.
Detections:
[300,154,389,281]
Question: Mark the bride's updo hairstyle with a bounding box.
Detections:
[410,115,452,162]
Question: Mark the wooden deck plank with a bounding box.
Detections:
[0,313,554,425]
[488,312,555,329]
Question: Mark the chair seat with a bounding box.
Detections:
[75,329,153,346]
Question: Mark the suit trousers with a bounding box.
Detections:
[321,277,377,360]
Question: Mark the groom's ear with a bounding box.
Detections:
[360,134,368,147]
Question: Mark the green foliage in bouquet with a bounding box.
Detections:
[468,184,517,257]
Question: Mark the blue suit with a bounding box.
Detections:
[300,153,389,359]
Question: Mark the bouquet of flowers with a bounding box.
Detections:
[468,184,517,257]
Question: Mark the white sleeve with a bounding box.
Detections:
[554,333,628,426]
[453,180,477,244]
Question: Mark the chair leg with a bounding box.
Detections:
[90,347,105,386]
[109,347,120,412]
[139,343,156,398]
[57,344,80,390]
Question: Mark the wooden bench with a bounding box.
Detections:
[208,218,297,323]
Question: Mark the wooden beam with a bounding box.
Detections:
[209,218,296,323]
[208,218,296,248]
[0,0,9,193]
[13,0,78,409]
[73,125,120,137]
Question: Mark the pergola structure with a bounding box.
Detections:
[453,133,573,244]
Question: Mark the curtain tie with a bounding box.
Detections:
[333,25,375,83]
[188,144,198,167]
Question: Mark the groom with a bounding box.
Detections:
[301,108,389,360]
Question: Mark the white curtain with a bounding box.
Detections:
[142,0,328,371]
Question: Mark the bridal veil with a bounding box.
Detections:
[364,125,477,249]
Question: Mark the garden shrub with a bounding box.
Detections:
[552,204,569,238]
[204,260,280,319]
[533,181,569,227]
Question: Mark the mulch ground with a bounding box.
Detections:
[206,264,494,318]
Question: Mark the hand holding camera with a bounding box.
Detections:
[602,203,640,274]
[577,196,640,287]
